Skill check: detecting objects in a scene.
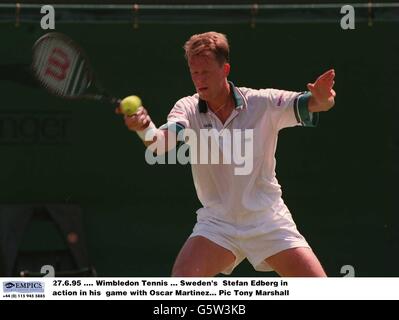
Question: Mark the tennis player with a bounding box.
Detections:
[118,32,335,277]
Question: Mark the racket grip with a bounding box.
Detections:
[110,97,122,107]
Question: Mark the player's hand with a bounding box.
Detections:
[307,69,336,112]
[115,106,152,132]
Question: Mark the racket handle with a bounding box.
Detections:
[109,97,121,107]
[92,94,121,107]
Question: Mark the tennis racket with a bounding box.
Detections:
[31,32,121,107]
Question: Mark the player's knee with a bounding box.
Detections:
[171,265,205,277]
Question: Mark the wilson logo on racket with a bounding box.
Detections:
[45,48,70,81]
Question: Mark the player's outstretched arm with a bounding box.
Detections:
[115,106,172,152]
[307,69,336,112]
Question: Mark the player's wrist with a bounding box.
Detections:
[307,95,317,113]
[136,121,157,141]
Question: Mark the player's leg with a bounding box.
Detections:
[171,236,236,277]
[265,247,326,277]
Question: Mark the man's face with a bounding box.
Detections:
[188,53,229,102]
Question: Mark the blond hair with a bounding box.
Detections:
[183,31,229,65]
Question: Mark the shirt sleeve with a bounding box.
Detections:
[260,89,318,131]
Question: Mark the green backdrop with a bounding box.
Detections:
[0,21,397,276]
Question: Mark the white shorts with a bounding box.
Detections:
[189,211,310,275]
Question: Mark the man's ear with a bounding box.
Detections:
[224,63,231,77]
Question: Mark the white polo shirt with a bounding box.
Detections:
[165,82,317,225]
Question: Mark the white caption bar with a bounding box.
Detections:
[1,277,399,300]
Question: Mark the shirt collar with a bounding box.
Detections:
[198,81,247,113]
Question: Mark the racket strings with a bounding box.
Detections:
[32,36,90,98]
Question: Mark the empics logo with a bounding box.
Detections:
[4,282,15,289]
[3,281,44,293]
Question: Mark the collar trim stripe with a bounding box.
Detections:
[198,81,247,113]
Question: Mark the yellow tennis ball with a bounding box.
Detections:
[120,95,142,116]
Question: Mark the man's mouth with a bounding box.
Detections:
[198,87,208,92]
